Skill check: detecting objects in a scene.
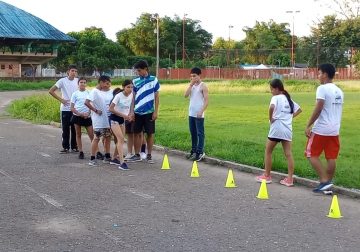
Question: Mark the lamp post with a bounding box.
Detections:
[174,41,179,68]
[182,13,188,68]
[154,13,160,77]
[286,10,300,67]
[227,25,234,66]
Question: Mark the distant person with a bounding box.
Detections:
[70,77,94,159]
[109,80,134,170]
[255,79,302,186]
[49,64,78,153]
[305,63,344,193]
[184,67,209,161]
[85,76,112,166]
[127,60,160,163]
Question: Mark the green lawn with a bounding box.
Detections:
[6,80,360,189]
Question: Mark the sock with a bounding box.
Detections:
[141,144,146,153]
[105,153,111,159]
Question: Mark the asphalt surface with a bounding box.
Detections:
[0,91,360,252]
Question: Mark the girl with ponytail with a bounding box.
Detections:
[256,79,302,187]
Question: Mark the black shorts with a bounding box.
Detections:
[125,121,135,134]
[268,137,284,142]
[109,114,124,125]
[134,113,155,134]
[70,115,92,127]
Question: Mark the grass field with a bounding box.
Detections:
[6,80,360,189]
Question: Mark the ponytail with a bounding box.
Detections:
[110,87,123,104]
[283,90,294,114]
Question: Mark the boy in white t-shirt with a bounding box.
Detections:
[305,63,344,193]
[49,64,78,153]
[255,79,302,187]
[85,76,112,166]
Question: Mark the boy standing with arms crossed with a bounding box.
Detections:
[184,67,209,162]
[305,63,344,193]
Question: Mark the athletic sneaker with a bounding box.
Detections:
[146,154,154,164]
[59,148,69,154]
[103,157,111,164]
[110,159,121,165]
[78,151,84,159]
[124,153,133,161]
[89,159,98,166]
[96,152,104,160]
[186,151,196,160]
[127,154,142,162]
[313,181,333,193]
[140,152,147,160]
[280,177,294,187]
[118,162,129,170]
[195,152,205,162]
[255,174,272,183]
[72,148,79,153]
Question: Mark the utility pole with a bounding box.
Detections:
[286,10,300,67]
[182,13,187,68]
[155,14,160,77]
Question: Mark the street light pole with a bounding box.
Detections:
[227,25,234,66]
[286,10,300,68]
[174,41,179,68]
[155,14,160,77]
[182,13,187,68]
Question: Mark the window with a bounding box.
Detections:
[0,65,5,70]
[9,64,13,70]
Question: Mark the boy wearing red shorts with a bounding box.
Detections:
[305,63,344,193]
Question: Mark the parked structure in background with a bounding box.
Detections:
[0,1,75,78]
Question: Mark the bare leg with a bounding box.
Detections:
[281,141,294,180]
[308,157,327,182]
[111,124,125,163]
[127,133,134,155]
[134,133,142,154]
[74,124,83,152]
[91,137,100,156]
[326,159,336,181]
[146,133,154,155]
[264,140,278,176]
[85,126,94,142]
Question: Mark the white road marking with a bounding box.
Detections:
[0,169,63,208]
[39,152,51,157]
[126,188,155,199]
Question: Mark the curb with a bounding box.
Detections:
[153,145,360,199]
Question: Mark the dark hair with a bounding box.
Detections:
[190,67,201,75]
[98,75,111,83]
[113,87,122,96]
[68,64,77,70]
[134,60,149,69]
[78,77,86,84]
[122,79,132,88]
[270,79,294,114]
[318,63,336,79]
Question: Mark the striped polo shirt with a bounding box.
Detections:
[133,74,160,115]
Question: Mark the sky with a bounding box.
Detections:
[3,0,336,42]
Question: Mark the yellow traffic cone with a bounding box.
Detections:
[327,195,343,219]
[161,154,170,170]
[256,179,269,199]
[190,161,199,178]
[225,169,237,188]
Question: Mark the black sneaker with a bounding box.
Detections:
[110,159,121,165]
[186,151,196,159]
[103,157,111,164]
[118,162,130,170]
[78,151,84,159]
[195,152,205,162]
[59,149,69,154]
[127,154,142,162]
[96,152,104,160]
[146,154,154,164]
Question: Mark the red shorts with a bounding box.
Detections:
[305,133,340,159]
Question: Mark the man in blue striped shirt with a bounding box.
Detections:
[128,60,160,163]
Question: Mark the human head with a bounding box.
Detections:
[134,60,149,77]
[190,67,201,76]
[318,63,336,84]
[67,64,78,79]
[190,67,201,83]
[78,77,87,91]
[122,79,133,95]
[269,78,284,95]
[98,75,111,90]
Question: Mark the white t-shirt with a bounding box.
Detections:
[87,88,110,129]
[55,77,78,111]
[189,82,205,118]
[100,89,113,117]
[71,90,90,114]
[268,94,300,141]
[312,83,344,136]
[112,92,133,116]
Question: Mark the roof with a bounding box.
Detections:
[0,1,76,42]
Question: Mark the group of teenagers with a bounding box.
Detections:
[50,60,343,194]
[49,60,208,171]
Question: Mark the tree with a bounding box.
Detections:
[314,0,360,19]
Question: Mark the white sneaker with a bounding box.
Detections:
[140,152,147,160]
[124,153,133,161]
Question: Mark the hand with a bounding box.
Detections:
[305,127,312,138]
[96,109,102,115]
[151,112,158,121]
[196,111,203,118]
[61,99,70,106]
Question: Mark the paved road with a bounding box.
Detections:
[0,91,360,252]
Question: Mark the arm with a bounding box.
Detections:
[109,103,130,120]
[197,84,209,117]
[293,108,302,118]
[152,91,160,121]
[49,85,68,106]
[184,83,193,98]
[85,99,102,115]
[305,99,324,137]
[269,104,275,123]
